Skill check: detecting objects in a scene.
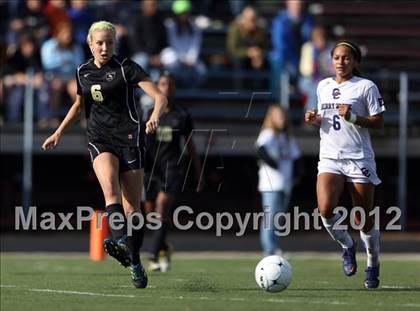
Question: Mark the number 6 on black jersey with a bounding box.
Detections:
[91,84,104,102]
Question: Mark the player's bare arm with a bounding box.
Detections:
[139,79,168,134]
[304,108,322,127]
[42,95,84,150]
[337,104,384,129]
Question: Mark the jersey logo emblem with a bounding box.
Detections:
[105,71,116,81]
[83,73,90,78]
[378,98,385,106]
[332,88,341,99]
[128,134,133,140]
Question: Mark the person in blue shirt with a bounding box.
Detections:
[40,22,84,125]
[270,0,313,98]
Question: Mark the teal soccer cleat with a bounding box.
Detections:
[130,263,148,288]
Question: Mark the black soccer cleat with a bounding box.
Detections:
[103,238,131,267]
[130,263,148,288]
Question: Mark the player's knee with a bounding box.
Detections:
[354,210,372,228]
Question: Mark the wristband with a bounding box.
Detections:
[347,112,357,124]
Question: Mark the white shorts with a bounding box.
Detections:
[317,158,381,185]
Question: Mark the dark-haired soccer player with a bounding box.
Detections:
[144,72,202,272]
[42,21,167,288]
[305,41,385,289]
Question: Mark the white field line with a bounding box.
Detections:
[2,285,420,308]
[159,296,354,306]
[402,304,420,308]
[0,285,352,306]
[29,288,135,298]
[382,285,413,289]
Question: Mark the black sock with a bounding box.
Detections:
[127,213,145,265]
[150,221,169,261]
[105,203,127,241]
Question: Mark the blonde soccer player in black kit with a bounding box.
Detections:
[42,21,167,288]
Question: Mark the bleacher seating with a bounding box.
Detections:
[2,1,420,131]
[317,2,420,71]
[177,1,420,128]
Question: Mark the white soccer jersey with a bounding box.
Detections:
[317,76,386,160]
[256,129,301,192]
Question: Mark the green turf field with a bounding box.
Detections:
[1,253,419,311]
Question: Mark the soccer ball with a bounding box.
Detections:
[255,255,292,293]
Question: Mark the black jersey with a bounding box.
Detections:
[146,102,193,166]
[76,55,149,147]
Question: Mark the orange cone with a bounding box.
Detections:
[90,210,108,261]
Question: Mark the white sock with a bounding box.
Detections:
[321,214,353,249]
[360,227,380,267]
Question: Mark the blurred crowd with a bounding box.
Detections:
[1,0,335,127]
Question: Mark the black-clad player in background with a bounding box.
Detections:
[144,73,202,272]
[42,21,167,288]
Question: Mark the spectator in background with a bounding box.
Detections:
[270,0,313,98]
[3,34,48,124]
[130,0,167,81]
[67,0,94,52]
[23,0,50,44]
[299,25,335,110]
[226,6,267,87]
[4,1,26,50]
[5,0,50,53]
[41,22,83,127]
[43,0,70,37]
[256,105,302,256]
[161,0,206,87]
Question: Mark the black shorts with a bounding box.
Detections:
[144,162,184,200]
[87,141,145,172]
